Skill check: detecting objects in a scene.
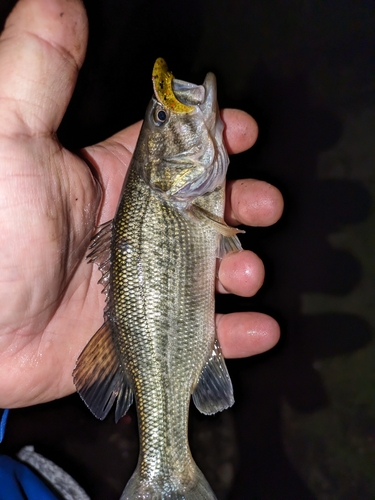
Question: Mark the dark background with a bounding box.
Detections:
[0,1,374,499]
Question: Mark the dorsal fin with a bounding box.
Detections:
[87,220,113,315]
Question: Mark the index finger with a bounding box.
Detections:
[221,108,259,154]
[225,179,284,227]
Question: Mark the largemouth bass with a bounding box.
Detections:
[73,58,243,500]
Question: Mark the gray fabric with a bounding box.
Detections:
[18,446,90,500]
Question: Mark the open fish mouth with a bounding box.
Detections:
[153,57,218,131]
[172,78,206,106]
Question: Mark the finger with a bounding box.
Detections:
[216,250,264,296]
[225,178,284,227]
[216,312,280,358]
[0,0,88,135]
[221,109,258,154]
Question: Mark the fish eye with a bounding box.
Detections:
[153,107,168,126]
[157,110,167,121]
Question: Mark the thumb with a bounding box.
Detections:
[0,0,88,136]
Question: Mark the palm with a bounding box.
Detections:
[0,0,282,409]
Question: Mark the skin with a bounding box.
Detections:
[0,0,283,409]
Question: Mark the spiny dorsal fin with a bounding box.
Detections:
[73,321,133,422]
[192,339,234,415]
[87,220,113,314]
[87,220,113,264]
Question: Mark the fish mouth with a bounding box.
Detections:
[174,74,220,149]
[172,78,206,106]
[152,58,218,123]
[172,73,218,125]
[152,58,194,114]
[164,73,226,200]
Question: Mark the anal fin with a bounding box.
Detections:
[192,339,234,415]
[73,321,133,422]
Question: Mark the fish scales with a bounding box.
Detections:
[114,167,216,481]
[73,58,243,500]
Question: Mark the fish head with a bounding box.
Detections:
[134,58,228,206]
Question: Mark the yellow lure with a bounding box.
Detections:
[152,58,194,114]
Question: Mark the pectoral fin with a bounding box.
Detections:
[190,204,244,257]
[192,339,234,415]
[73,321,133,422]
[217,233,243,258]
[190,204,244,236]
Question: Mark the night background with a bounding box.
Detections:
[0,0,374,499]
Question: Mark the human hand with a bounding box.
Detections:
[0,0,282,409]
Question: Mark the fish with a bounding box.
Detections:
[73,58,243,500]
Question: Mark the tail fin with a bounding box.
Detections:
[120,465,217,500]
